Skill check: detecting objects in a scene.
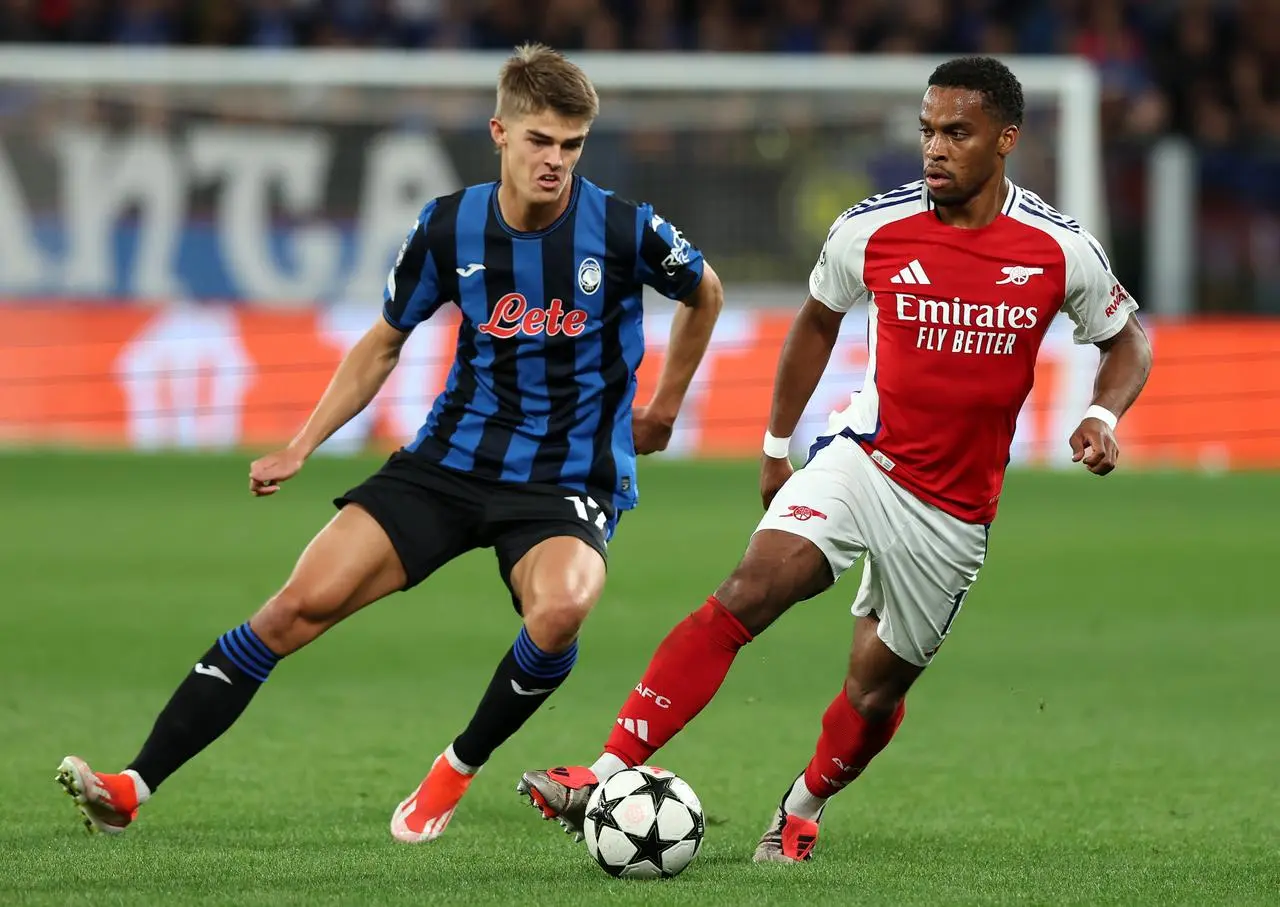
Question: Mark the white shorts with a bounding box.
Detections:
[754,435,988,667]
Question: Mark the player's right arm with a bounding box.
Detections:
[759,299,845,507]
[249,319,410,496]
[760,214,865,508]
[250,205,445,496]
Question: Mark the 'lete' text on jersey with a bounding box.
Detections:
[811,180,1138,523]
[382,175,704,513]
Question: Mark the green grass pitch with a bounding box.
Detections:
[1,451,1277,905]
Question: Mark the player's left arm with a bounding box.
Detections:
[1062,235,1153,475]
[1072,317,1153,474]
[634,264,723,454]
[632,208,724,455]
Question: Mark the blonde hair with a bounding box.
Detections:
[495,43,599,122]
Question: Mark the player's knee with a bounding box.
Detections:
[714,564,782,635]
[715,533,833,634]
[843,677,904,724]
[523,586,596,653]
[253,581,343,655]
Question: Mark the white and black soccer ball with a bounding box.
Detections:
[582,766,705,879]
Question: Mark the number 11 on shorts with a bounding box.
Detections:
[565,495,607,532]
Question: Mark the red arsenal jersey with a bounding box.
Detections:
[808,180,1138,523]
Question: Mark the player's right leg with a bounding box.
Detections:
[518,527,832,835]
[57,503,407,834]
[519,441,871,835]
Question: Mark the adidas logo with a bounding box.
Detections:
[889,259,931,285]
[616,717,650,742]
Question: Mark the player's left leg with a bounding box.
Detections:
[390,491,610,843]
[754,612,918,863]
[462,536,606,759]
[755,497,988,864]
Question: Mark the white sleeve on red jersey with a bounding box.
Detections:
[808,182,927,313]
[1010,189,1139,345]
[808,215,868,313]
[1060,228,1139,344]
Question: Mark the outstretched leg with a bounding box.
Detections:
[519,528,833,835]
[596,529,832,772]
[58,504,406,834]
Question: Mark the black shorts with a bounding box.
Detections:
[334,449,616,608]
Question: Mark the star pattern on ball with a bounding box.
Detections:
[629,773,675,803]
[587,793,627,832]
[624,813,672,875]
[685,804,706,841]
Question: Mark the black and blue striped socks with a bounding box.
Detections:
[451,627,577,770]
[126,620,573,789]
[128,622,281,790]
[216,622,280,683]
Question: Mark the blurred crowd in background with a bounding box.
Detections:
[0,0,1274,457]
[2,0,1277,148]
[0,0,1276,313]
[0,0,1274,145]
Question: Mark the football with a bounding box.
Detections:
[582,766,705,879]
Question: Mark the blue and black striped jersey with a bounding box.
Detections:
[382,174,705,513]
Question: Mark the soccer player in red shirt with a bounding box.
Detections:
[517,56,1153,863]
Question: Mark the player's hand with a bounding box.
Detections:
[249,446,306,496]
[632,405,676,455]
[1069,418,1119,476]
[760,454,794,510]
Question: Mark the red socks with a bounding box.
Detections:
[802,691,905,799]
[600,595,904,804]
[603,596,753,766]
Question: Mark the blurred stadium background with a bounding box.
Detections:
[0,0,1277,464]
[3,4,1279,905]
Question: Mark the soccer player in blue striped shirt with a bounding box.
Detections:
[57,43,725,843]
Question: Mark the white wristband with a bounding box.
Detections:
[763,430,792,459]
[1084,405,1118,431]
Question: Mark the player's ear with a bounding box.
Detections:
[998,124,1019,158]
[489,117,507,151]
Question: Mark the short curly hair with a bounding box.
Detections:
[928,57,1025,127]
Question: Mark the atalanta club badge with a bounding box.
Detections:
[578,258,602,295]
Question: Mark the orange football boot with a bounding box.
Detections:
[56,756,141,835]
[390,752,477,843]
